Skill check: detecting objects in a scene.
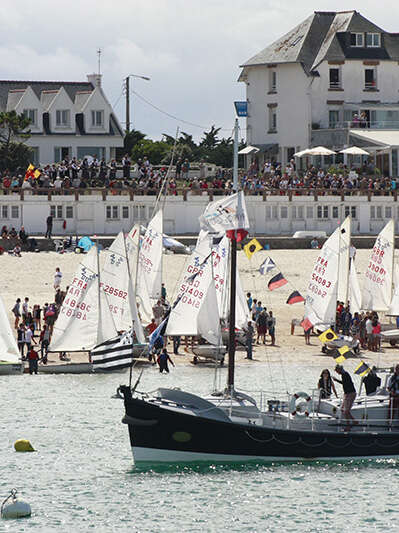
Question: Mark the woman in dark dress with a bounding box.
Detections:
[318,369,338,399]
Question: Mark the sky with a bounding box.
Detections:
[1,0,398,141]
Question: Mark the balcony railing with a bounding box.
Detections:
[329,81,342,89]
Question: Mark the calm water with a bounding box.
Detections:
[2,363,399,532]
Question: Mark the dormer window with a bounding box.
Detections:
[366,33,381,47]
[350,33,364,47]
[56,109,70,127]
[23,109,37,126]
[91,110,104,127]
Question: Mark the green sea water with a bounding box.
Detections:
[2,362,399,532]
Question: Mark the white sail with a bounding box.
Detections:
[362,219,395,311]
[236,269,251,329]
[0,295,20,362]
[348,259,362,314]
[166,255,213,337]
[337,216,351,303]
[136,209,163,324]
[304,223,343,329]
[197,276,221,345]
[49,246,117,352]
[388,264,399,315]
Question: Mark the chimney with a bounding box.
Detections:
[87,73,102,88]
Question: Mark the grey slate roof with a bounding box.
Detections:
[0,80,94,111]
[240,10,399,76]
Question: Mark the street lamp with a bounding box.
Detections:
[125,74,150,133]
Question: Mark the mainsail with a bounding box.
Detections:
[388,265,399,315]
[348,259,362,314]
[362,219,394,311]
[0,295,20,362]
[304,219,350,329]
[136,209,163,324]
[49,246,117,352]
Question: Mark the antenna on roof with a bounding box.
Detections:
[97,48,101,75]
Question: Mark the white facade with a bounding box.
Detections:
[0,75,123,165]
[0,192,398,236]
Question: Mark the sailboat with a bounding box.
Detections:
[0,294,23,375]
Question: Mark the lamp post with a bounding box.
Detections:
[125,74,150,133]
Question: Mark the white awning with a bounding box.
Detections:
[349,130,399,147]
[238,145,260,155]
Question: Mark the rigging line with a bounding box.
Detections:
[152,126,179,218]
[131,89,233,131]
[112,89,124,110]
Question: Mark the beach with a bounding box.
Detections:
[1,247,396,368]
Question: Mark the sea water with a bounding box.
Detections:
[2,363,399,532]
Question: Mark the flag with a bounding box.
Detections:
[149,314,170,351]
[354,361,371,376]
[199,191,249,233]
[226,228,248,242]
[91,330,145,370]
[318,328,338,343]
[301,317,313,331]
[24,163,41,181]
[286,291,305,305]
[334,345,353,364]
[259,257,275,275]
[244,238,262,260]
[268,272,287,291]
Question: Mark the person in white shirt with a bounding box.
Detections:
[24,326,36,353]
[54,267,62,289]
[365,315,373,350]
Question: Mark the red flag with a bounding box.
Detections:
[286,291,305,305]
[268,272,287,291]
[301,317,313,331]
[226,229,248,242]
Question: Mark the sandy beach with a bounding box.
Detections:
[1,246,397,371]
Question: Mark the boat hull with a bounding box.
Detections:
[0,363,24,375]
[121,391,399,464]
[37,363,126,374]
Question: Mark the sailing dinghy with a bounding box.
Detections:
[0,294,23,375]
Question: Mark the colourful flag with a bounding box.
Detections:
[286,291,305,305]
[318,328,338,343]
[301,317,313,331]
[244,238,263,260]
[354,361,371,376]
[334,345,352,364]
[268,272,287,291]
[24,163,41,181]
[259,257,276,275]
[226,229,248,242]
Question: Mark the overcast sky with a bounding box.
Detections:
[1,1,398,141]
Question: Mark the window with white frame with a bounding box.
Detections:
[306,206,313,219]
[329,68,341,89]
[91,110,104,127]
[332,206,339,218]
[280,206,288,219]
[265,205,278,219]
[56,109,70,127]
[344,206,357,219]
[269,70,277,92]
[268,107,277,132]
[350,33,364,47]
[366,33,380,47]
[50,205,64,219]
[133,205,146,220]
[365,68,377,90]
[1,205,8,219]
[66,206,73,219]
[317,205,329,219]
[23,109,37,125]
[292,206,304,219]
[385,206,392,219]
[11,206,19,218]
[329,110,340,128]
[371,206,383,219]
[122,206,129,219]
[106,205,119,219]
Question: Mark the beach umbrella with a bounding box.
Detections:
[293,149,311,157]
[238,145,260,155]
[307,146,336,156]
[339,146,369,155]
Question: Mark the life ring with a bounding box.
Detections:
[290,391,313,417]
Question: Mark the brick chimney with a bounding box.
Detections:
[87,73,102,87]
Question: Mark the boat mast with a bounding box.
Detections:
[227,118,239,393]
[95,238,102,345]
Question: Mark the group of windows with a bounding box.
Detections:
[50,205,74,219]
[370,206,395,220]
[105,205,147,221]
[22,109,105,128]
[350,32,381,48]
[265,205,358,220]
[0,205,19,219]
[329,67,377,91]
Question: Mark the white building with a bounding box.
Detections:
[0,74,123,164]
[239,10,399,175]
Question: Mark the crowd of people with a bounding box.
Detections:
[335,302,382,352]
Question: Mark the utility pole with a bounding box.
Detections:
[125,76,130,133]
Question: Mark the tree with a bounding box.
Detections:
[124,129,146,153]
[200,125,221,150]
[0,111,32,171]
[131,139,169,165]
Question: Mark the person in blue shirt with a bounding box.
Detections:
[246,292,252,311]
[157,349,175,374]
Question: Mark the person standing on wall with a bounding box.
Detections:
[45,214,53,239]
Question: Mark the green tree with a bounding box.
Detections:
[131,139,169,165]
[200,125,221,150]
[0,111,31,171]
[124,129,146,153]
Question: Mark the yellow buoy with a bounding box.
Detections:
[14,440,35,452]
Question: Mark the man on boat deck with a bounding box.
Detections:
[333,365,358,431]
[388,364,399,423]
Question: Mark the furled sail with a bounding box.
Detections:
[0,295,20,362]
[136,209,163,324]
[49,246,117,352]
[197,276,221,346]
[348,259,362,314]
[362,219,394,311]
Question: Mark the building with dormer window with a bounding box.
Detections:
[239,10,399,175]
[0,73,123,164]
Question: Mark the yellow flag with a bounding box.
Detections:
[244,238,263,260]
[318,328,338,343]
[335,354,346,364]
[33,169,41,179]
[26,163,34,172]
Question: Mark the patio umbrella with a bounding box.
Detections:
[307,146,336,156]
[339,146,369,155]
[238,145,260,155]
[293,149,311,157]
